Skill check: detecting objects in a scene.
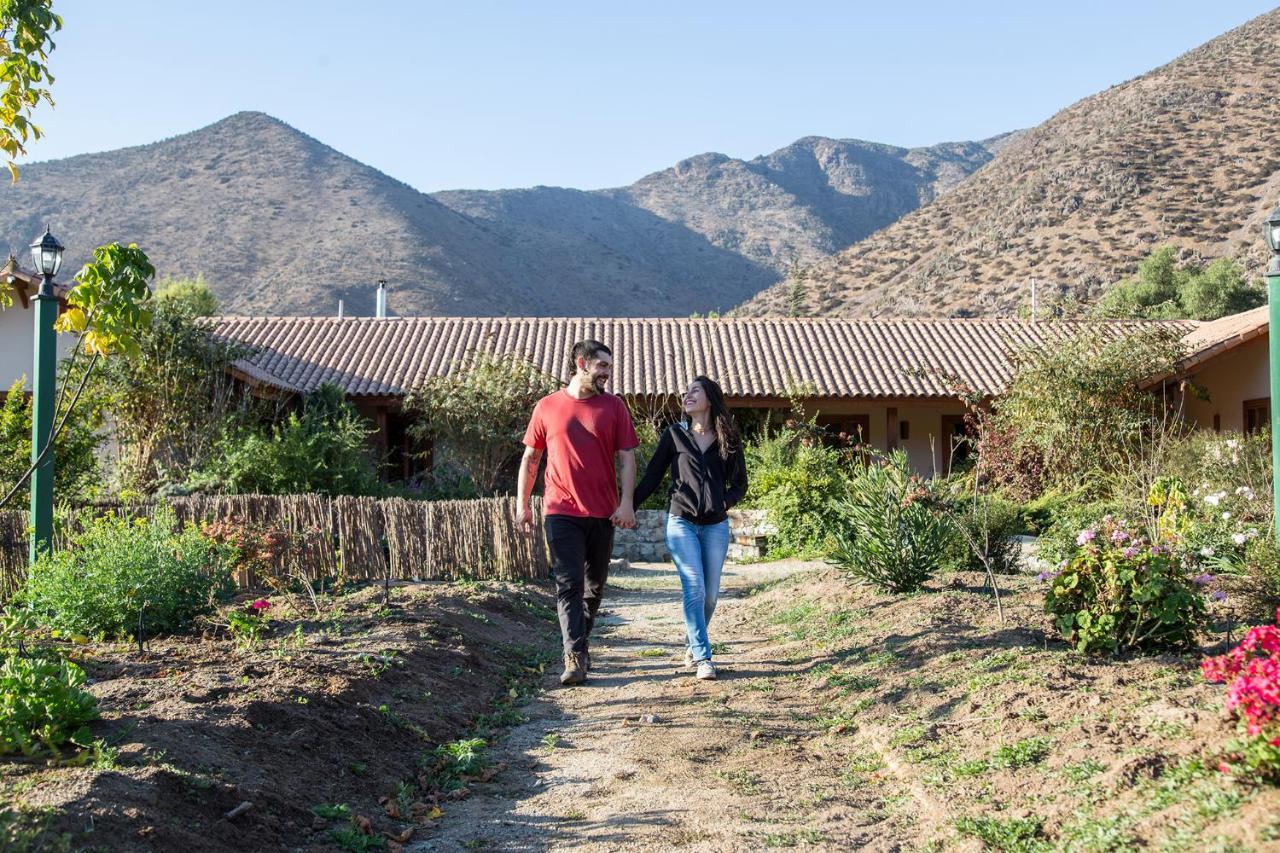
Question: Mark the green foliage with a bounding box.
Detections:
[90,273,242,493]
[953,814,1044,851]
[828,450,950,593]
[744,426,850,558]
[631,413,672,510]
[0,610,98,756]
[55,242,155,358]
[985,326,1186,498]
[1044,516,1206,656]
[419,737,488,792]
[1217,732,1280,784]
[941,495,1026,575]
[196,383,380,496]
[1036,499,1125,566]
[406,352,558,496]
[0,372,104,505]
[990,736,1051,769]
[153,275,218,317]
[1095,247,1264,321]
[19,509,235,639]
[0,0,61,181]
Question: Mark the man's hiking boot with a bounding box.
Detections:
[696,660,717,681]
[560,652,587,686]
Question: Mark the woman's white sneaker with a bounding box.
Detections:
[696,660,717,680]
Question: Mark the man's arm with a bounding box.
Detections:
[611,448,637,529]
[516,444,544,534]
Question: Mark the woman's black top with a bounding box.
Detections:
[633,423,749,525]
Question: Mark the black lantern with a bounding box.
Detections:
[1266,203,1280,255]
[29,226,63,279]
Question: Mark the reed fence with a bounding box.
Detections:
[0,495,548,598]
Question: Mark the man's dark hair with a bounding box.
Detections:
[570,339,612,373]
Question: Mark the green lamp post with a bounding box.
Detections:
[1266,204,1280,546]
[28,225,63,563]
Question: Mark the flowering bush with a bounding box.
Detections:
[226,598,272,650]
[201,519,291,581]
[1202,608,1280,782]
[1043,516,1207,655]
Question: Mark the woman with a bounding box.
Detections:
[633,376,748,680]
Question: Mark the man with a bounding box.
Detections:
[517,339,638,686]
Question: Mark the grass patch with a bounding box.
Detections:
[953,814,1044,851]
[990,737,1051,770]
[636,648,668,658]
[717,768,764,795]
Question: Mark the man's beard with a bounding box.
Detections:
[592,375,607,393]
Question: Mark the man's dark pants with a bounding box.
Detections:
[544,514,614,656]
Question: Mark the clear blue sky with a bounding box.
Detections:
[19,1,1278,192]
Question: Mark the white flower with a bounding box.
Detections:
[1204,494,1222,507]
[1223,512,1232,521]
[1201,546,1216,558]
[1233,533,1247,545]
[1248,528,1260,539]
[1226,439,1240,450]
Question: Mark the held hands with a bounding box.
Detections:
[610,501,637,530]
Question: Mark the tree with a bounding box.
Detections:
[406,352,559,496]
[1095,247,1263,321]
[153,275,218,317]
[0,0,61,182]
[983,326,1187,498]
[92,291,244,493]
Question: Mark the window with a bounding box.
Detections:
[815,414,871,448]
[1244,398,1270,436]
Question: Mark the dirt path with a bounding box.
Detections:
[411,560,903,852]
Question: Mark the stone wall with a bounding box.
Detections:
[611,509,773,563]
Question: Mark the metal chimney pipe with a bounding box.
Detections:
[337,299,345,320]
[375,280,387,319]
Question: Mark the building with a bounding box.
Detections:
[210,313,1270,478]
[0,257,74,395]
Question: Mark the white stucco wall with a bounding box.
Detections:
[0,304,76,392]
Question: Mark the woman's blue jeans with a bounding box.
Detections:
[665,515,730,663]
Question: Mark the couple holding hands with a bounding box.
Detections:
[516,339,748,686]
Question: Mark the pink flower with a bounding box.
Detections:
[250,599,271,611]
[1076,528,1097,546]
[1110,529,1129,544]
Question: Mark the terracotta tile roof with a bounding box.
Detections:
[208,315,1196,401]
[1176,305,1269,370]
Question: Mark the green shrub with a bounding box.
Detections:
[828,450,950,593]
[942,496,1026,575]
[196,383,381,496]
[1094,246,1263,321]
[0,611,99,756]
[1044,516,1206,655]
[20,509,234,639]
[744,427,850,558]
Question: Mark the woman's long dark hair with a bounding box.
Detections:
[689,375,740,461]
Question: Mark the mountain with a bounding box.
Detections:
[437,134,1011,282]
[740,8,1280,318]
[0,113,1002,317]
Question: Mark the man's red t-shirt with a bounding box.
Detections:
[523,390,639,518]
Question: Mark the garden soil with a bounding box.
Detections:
[7,560,1280,851]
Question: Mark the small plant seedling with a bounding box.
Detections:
[541,732,561,750]
[311,803,351,820]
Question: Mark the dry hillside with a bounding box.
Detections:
[741,8,1280,318]
[0,113,1000,318]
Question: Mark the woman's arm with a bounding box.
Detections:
[723,444,749,509]
[632,427,675,508]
